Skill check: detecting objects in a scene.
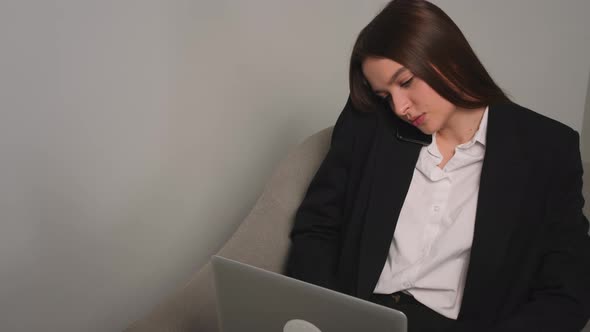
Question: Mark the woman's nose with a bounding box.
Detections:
[392,93,409,116]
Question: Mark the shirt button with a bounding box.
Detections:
[433,205,440,212]
[403,281,412,288]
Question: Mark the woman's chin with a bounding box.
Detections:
[418,126,436,135]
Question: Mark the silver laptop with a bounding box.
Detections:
[211,255,407,332]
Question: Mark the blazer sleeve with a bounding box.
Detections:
[284,98,357,291]
[490,130,590,332]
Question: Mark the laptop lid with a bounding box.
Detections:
[211,255,407,332]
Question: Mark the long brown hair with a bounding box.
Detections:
[350,0,510,112]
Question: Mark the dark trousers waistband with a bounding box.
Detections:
[371,291,423,306]
[369,292,456,332]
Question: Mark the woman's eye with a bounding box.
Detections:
[400,77,414,88]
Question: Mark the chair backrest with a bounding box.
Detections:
[217,126,334,270]
[125,127,334,332]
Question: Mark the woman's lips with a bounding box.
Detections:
[412,114,426,126]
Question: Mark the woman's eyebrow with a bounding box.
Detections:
[389,67,408,85]
[372,67,409,94]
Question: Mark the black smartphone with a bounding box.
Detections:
[377,98,432,146]
[395,117,432,146]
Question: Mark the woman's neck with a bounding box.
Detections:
[437,106,486,146]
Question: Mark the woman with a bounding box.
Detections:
[285,0,590,331]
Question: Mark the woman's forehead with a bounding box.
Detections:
[362,58,408,86]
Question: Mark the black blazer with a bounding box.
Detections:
[286,98,590,331]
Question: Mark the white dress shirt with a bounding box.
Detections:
[373,107,489,319]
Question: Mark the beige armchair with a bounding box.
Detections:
[125,126,590,332]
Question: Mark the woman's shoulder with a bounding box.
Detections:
[493,102,578,142]
[339,96,380,122]
[490,103,579,150]
[490,103,581,170]
[332,97,381,137]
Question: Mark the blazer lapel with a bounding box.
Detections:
[356,111,423,299]
[459,104,529,321]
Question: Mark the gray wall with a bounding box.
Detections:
[433,0,590,132]
[0,1,588,331]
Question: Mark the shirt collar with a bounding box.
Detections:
[473,106,489,147]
